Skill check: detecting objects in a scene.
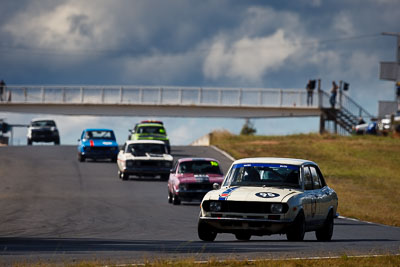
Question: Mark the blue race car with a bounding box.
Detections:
[77,128,119,162]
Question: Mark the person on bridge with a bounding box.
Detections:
[306,80,315,106]
[0,80,5,102]
[330,81,338,108]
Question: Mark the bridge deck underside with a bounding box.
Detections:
[0,103,322,118]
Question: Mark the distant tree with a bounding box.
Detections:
[240,119,256,135]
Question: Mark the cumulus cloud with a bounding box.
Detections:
[2,1,114,51]
[202,6,310,83]
[203,30,302,82]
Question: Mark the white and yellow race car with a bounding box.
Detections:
[198,157,338,241]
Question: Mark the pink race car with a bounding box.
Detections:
[168,158,224,205]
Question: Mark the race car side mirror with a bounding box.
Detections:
[213,183,221,190]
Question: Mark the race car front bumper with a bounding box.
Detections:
[198,216,293,235]
[176,189,210,202]
[122,159,172,175]
[82,146,118,159]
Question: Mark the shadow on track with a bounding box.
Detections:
[0,237,396,255]
[0,237,297,254]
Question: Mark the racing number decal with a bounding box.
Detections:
[255,192,280,198]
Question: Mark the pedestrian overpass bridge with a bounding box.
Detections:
[0,85,372,133]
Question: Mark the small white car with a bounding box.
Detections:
[198,157,338,242]
[117,140,173,180]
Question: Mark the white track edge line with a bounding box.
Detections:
[210,145,235,162]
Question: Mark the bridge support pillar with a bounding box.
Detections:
[319,113,325,134]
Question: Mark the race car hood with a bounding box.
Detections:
[176,173,224,184]
[82,139,118,147]
[205,186,301,203]
[124,153,173,161]
[137,134,168,140]
[30,126,56,131]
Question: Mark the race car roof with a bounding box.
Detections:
[177,157,219,163]
[84,128,114,132]
[136,123,164,127]
[140,120,163,124]
[124,140,166,145]
[31,118,56,122]
[232,157,316,166]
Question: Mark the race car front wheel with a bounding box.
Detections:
[121,172,129,181]
[172,193,181,205]
[78,153,85,162]
[235,232,251,241]
[286,211,305,241]
[168,189,173,203]
[198,221,217,241]
[315,210,334,241]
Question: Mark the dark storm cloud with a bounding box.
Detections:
[1,0,399,145]
[0,0,398,97]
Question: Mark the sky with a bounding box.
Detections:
[0,0,399,145]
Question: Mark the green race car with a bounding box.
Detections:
[129,120,171,154]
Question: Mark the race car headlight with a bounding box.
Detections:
[270,203,283,214]
[179,184,188,191]
[164,161,172,168]
[126,160,134,167]
[209,201,222,212]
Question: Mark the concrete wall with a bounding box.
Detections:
[190,133,211,146]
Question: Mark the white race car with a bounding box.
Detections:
[117,140,173,180]
[198,157,338,241]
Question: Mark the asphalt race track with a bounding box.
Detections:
[0,145,400,265]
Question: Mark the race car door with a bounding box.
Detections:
[310,165,332,223]
[302,166,318,224]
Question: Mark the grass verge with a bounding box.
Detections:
[210,130,400,227]
[13,255,400,266]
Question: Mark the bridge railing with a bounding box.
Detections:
[339,91,374,119]
[3,85,322,108]
[320,90,373,118]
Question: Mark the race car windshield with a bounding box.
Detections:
[128,143,166,156]
[86,131,115,140]
[178,160,222,175]
[224,163,300,188]
[137,126,166,135]
[32,121,55,127]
